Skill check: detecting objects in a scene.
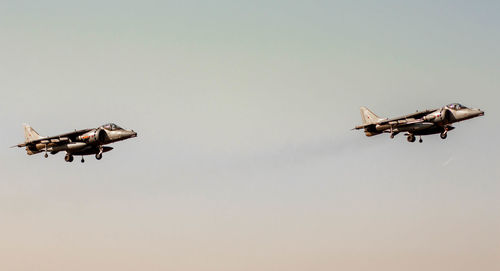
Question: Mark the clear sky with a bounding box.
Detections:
[0,1,499,270]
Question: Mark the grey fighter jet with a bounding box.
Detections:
[354,103,484,143]
[12,123,137,162]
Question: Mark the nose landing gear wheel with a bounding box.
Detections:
[440,132,447,139]
[95,153,102,160]
[419,137,423,143]
[81,157,85,163]
[407,134,416,143]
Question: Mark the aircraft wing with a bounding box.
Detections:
[378,109,437,125]
[12,129,93,148]
[353,118,425,130]
[353,109,437,130]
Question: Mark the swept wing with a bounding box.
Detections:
[354,109,437,130]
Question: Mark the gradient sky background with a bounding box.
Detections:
[0,1,499,270]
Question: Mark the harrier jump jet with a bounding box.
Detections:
[354,103,484,143]
[12,123,137,162]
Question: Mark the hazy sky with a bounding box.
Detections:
[0,1,499,270]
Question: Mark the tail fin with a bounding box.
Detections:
[360,107,384,125]
[23,124,43,142]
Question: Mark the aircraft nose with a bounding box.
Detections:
[478,110,484,116]
[130,130,137,138]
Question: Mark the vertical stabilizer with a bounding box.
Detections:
[23,124,43,142]
[360,107,384,125]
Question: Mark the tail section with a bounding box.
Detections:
[360,107,384,125]
[23,124,43,142]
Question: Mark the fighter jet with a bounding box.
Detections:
[12,123,137,162]
[354,103,484,143]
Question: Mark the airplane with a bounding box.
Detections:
[12,123,137,162]
[353,103,484,143]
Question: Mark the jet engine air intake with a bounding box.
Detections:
[78,129,107,144]
[423,109,452,123]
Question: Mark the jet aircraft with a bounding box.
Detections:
[354,103,484,143]
[12,123,137,162]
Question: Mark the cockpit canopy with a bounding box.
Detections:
[101,123,123,131]
[446,103,467,110]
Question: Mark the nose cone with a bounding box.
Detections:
[123,130,137,139]
[471,109,484,118]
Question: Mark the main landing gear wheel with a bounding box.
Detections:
[64,154,74,162]
[407,134,416,143]
[81,157,85,163]
[440,132,447,139]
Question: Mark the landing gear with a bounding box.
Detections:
[81,157,85,163]
[419,137,423,143]
[44,153,48,158]
[407,134,416,143]
[64,154,74,162]
[440,131,447,139]
[390,132,399,139]
[96,146,103,160]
